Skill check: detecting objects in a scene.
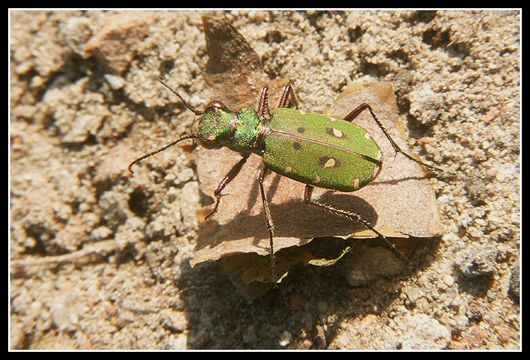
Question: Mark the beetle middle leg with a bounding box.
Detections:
[258,166,278,282]
[303,184,412,266]
[344,103,442,172]
[204,154,250,220]
[277,84,299,109]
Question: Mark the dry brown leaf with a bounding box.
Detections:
[187,17,440,297]
[191,82,441,270]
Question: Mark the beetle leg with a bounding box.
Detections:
[277,84,299,109]
[258,87,271,119]
[303,184,412,266]
[204,154,250,221]
[258,166,278,282]
[343,103,442,172]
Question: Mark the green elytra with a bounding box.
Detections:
[264,109,382,192]
[129,77,441,283]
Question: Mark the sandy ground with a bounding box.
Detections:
[10,10,520,349]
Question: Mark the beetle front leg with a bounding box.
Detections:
[303,184,412,266]
[258,166,278,282]
[344,103,442,172]
[204,154,250,221]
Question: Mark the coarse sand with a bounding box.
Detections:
[10,10,520,349]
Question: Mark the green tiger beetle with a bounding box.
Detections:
[129,77,442,282]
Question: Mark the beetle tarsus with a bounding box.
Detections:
[303,184,412,266]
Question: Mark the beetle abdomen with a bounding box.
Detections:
[263,108,382,192]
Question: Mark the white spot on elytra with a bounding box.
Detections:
[285,166,293,173]
[364,132,371,140]
[324,158,336,168]
[314,175,321,184]
[332,128,343,138]
[353,178,360,190]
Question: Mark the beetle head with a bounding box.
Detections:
[192,101,235,149]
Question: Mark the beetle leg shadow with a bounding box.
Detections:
[242,188,380,247]
[245,169,282,213]
[370,174,431,186]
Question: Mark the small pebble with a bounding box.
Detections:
[104,74,125,90]
[278,330,292,347]
[443,274,455,287]
[456,244,498,278]
[90,226,113,240]
[315,325,326,348]
[176,168,194,185]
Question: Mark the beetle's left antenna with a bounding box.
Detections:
[156,76,203,115]
[128,134,197,174]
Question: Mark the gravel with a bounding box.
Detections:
[10,10,520,349]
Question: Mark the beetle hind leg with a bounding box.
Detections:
[258,167,279,283]
[303,185,412,266]
[344,103,443,173]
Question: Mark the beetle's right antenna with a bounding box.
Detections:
[156,76,203,115]
[128,134,197,174]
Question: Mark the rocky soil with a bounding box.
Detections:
[10,10,520,349]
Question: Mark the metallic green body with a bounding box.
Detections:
[262,108,382,192]
[196,107,382,192]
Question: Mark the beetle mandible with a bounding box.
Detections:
[129,77,441,282]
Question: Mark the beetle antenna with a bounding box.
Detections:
[156,76,203,115]
[128,134,197,174]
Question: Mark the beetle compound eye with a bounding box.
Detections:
[205,101,226,114]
